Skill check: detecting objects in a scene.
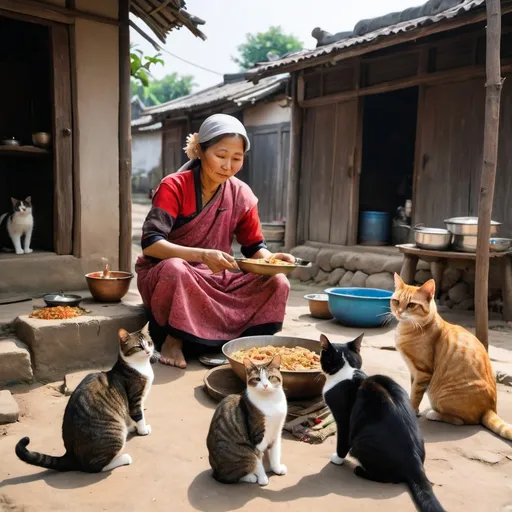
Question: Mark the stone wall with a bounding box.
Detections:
[290,245,503,313]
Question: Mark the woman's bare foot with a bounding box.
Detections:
[159,335,187,368]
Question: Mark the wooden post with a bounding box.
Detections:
[284,73,303,251]
[475,0,503,350]
[119,0,132,272]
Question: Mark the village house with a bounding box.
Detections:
[131,73,291,233]
[247,0,512,315]
[0,0,205,295]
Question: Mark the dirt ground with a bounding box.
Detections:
[1,286,512,512]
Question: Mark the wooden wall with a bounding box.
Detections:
[245,122,290,223]
[297,101,358,245]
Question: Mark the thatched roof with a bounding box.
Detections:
[131,0,206,42]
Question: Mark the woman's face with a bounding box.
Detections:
[199,135,245,185]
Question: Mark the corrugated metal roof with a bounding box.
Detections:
[247,0,486,78]
[131,0,206,42]
[131,74,289,128]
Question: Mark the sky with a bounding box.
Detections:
[130,0,426,92]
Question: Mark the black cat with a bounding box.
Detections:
[320,334,445,512]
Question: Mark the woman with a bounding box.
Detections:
[136,114,294,368]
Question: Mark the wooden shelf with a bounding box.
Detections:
[0,145,51,155]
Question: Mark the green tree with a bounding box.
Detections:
[131,73,196,106]
[233,26,303,70]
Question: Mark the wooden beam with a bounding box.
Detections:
[475,0,503,350]
[119,0,132,272]
[0,0,119,25]
[250,3,512,80]
[284,74,303,251]
[299,61,512,108]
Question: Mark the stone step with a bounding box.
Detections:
[0,390,19,424]
[0,335,33,388]
[14,300,146,381]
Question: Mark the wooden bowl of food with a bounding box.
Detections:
[235,257,297,276]
[304,293,332,319]
[222,335,325,399]
[85,271,133,302]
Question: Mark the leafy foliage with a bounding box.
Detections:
[131,73,196,106]
[130,45,164,87]
[233,26,303,70]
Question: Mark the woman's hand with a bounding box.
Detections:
[271,252,296,263]
[201,249,238,273]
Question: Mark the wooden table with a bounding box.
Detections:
[397,243,512,321]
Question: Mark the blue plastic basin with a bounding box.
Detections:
[324,287,393,328]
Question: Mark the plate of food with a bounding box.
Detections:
[222,335,325,399]
[234,256,311,276]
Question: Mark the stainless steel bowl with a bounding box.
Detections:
[32,132,51,148]
[452,235,477,253]
[1,137,20,146]
[444,217,500,236]
[222,335,325,399]
[490,238,512,252]
[43,293,82,307]
[414,227,452,250]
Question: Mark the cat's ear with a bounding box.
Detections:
[24,196,32,205]
[394,272,405,289]
[10,197,17,207]
[417,279,435,301]
[320,334,331,351]
[243,357,255,370]
[140,322,150,337]
[349,333,364,354]
[268,353,281,370]
[118,328,130,344]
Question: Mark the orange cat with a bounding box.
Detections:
[391,273,512,441]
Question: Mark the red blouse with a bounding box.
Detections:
[141,166,266,258]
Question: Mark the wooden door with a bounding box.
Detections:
[51,23,73,255]
[299,100,358,245]
[163,124,184,176]
[415,79,485,228]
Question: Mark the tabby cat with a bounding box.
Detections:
[15,324,155,472]
[0,197,33,254]
[392,273,512,440]
[206,355,287,486]
[320,334,445,512]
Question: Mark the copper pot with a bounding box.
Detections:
[304,293,333,319]
[85,271,133,302]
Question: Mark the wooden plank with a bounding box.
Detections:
[119,0,132,271]
[0,146,49,154]
[51,23,73,255]
[414,79,485,229]
[397,243,510,260]
[69,20,81,258]
[299,61,512,109]
[307,104,336,243]
[0,0,119,25]
[284,76,302,249]
[297,108,316,244]
[490,75,512,238]
[329,100,358,245]
[349,97,364,245]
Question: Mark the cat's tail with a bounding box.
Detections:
[406,470,445,512]
[15,437,75,472]
[481,409,512,440]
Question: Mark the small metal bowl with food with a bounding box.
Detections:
[222,335,324,399]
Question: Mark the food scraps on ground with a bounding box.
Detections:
[29,306,86,320]
[232,345,321,371]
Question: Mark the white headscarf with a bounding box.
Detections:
[184,114,250,160]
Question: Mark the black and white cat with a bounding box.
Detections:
[320,334,445,512]
[0,197,33,255]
